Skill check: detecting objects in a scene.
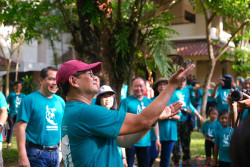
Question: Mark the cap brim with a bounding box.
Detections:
[87,62,102,73]
[97,90,116,97]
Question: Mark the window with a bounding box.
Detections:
[185,11,195,23]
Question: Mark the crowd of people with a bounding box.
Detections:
[0,59,249,167]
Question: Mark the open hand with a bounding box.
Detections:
[159,101,182,119]
[168,64,195,88]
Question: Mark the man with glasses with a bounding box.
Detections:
[56,60,195,167]
[16,66,65,167]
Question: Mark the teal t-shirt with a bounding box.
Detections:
[91,98,96,105]
[201,120,221,138]
[156,95,181,142]
[120,85,128,100]
[215,86,230,113]
[172,88,195,122]
[7,92,25,116]
[119,95,151,147]
[241,109,249,121]
[0,93,8,142]
[207,89,216,102]
[214,126,234,163]
[16,91,65,146]
[61,101,126,167]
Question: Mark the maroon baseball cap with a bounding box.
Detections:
[56,60,102,85]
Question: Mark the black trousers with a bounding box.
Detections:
[219,161,230,167]
[205,139,214,158]
[6,115,16,143]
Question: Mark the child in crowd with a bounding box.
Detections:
[212,110,234,167]
[201,108,221,165]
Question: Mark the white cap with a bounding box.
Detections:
[97,85,116,96]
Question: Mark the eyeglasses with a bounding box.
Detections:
[74,70,96,78]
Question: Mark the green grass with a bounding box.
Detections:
[191,131,205,157]
[2,136,18,167]
[3,132,207,166]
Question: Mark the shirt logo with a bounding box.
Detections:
[46,105,57,126]
[137,101,145,114]
[222,134,230,147]
[16,96,22,108]
[207,128,214,137]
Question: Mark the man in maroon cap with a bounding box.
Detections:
[56,60,195,167]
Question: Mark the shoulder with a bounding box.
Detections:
[53,94,65,106]
[8,92,15,97]
[121,95,134,102]
[0,93,5,98]
[22,91,41,103]
[21,93,26,97]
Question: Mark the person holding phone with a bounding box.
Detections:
[211,74,236,114]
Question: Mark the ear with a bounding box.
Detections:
[39,77,43,85]
[69,76,79,88]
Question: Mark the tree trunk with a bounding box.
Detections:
[49,37,58,66]
[5,58,12,97]
[15,49,20,82]
[200,59,216,118]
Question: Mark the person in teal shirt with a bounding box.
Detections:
[213,110,234,167]
[119,77,152,167]
[201,108,221,165]
[227,78,250,127]
[211,75,236,114]
[6,81,25,149]
[56,60,190,167]
[0,92,8,166]
[16,66,65,167]
[172,79,204,166]
[152,78,181,167]
[95,85,128,167]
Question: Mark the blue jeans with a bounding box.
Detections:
[126,146,150,167]
[149,141,159,166]
[26,145,59,167]
[160,141,176,167]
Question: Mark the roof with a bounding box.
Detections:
[0,56,17,67]
[173,39,226,56]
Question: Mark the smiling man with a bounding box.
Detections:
[16,66,65,167]
[119,77,152,167]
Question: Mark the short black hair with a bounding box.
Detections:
[219,110,228,118]
[132,77,146,85]
[40,66,58,79]
[208,107,218,116]
[14,81,22,86]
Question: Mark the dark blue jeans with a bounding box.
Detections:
[160,141,176,167]
[126,146,150,167]
[149,141,159,166]
[26,145,59,167]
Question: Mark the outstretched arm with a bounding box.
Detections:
[119,64,195,135]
